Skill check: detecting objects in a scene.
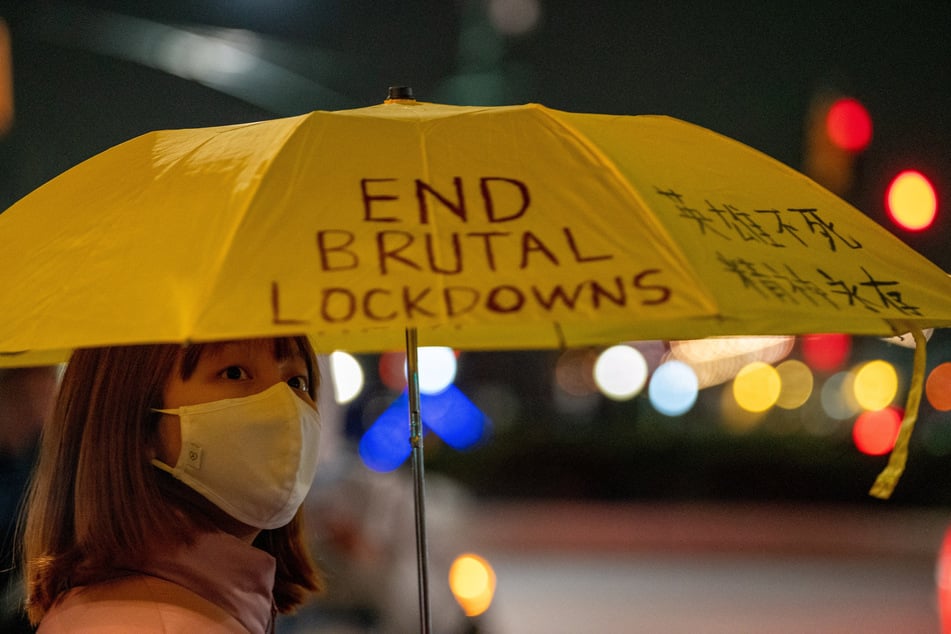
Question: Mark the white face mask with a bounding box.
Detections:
[152,382,320,530]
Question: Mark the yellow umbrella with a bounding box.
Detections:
[3,97,949,357]
[1,89,949,627]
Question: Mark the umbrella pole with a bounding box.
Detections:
[405,327,432,633]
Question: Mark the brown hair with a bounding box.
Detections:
[21,337,322,624]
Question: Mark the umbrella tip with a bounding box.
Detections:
[385,86,416,103]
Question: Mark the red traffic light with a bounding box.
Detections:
[825,97,872,152]
[886,170,938,231]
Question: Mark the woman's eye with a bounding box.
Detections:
[219,366,249,380]
[287,376,309,392]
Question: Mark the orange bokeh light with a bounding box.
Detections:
[926,362,951,411]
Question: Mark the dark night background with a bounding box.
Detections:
[2,0,951,507]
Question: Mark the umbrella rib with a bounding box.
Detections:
[186,115,317,339]
[411,116,452,334]
[530,105,721,319]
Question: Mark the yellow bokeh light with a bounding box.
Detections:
[732,361,781,413]
[886,170,937,230]
[853,360,898,411]
[775,359,814,409]
[449,553,496,617]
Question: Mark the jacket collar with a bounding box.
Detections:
[136,530,276,634]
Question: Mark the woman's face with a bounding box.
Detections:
[155,338,314,466]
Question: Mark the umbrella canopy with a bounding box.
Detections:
[2,100,950,364]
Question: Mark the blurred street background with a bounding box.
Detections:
[2,1,951,631]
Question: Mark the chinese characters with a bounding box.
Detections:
[656,188,862,252]
[717,252,921,316]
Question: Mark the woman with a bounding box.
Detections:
[21,337,323,633]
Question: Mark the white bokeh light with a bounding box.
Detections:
[594,345,648,401]
[329,351,364,404]
[820,371,859,420]
[412,347,458,395]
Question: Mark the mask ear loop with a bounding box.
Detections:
[869,323,927,500]
[146,400,171,463]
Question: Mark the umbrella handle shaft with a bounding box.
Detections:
[406,328,432,633]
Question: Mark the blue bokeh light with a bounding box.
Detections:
[358,392,412,472]
[359,386,490,472]
[648,360,699,416]
[421,385,490,450]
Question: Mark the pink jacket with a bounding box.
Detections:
[37,531,277,633]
